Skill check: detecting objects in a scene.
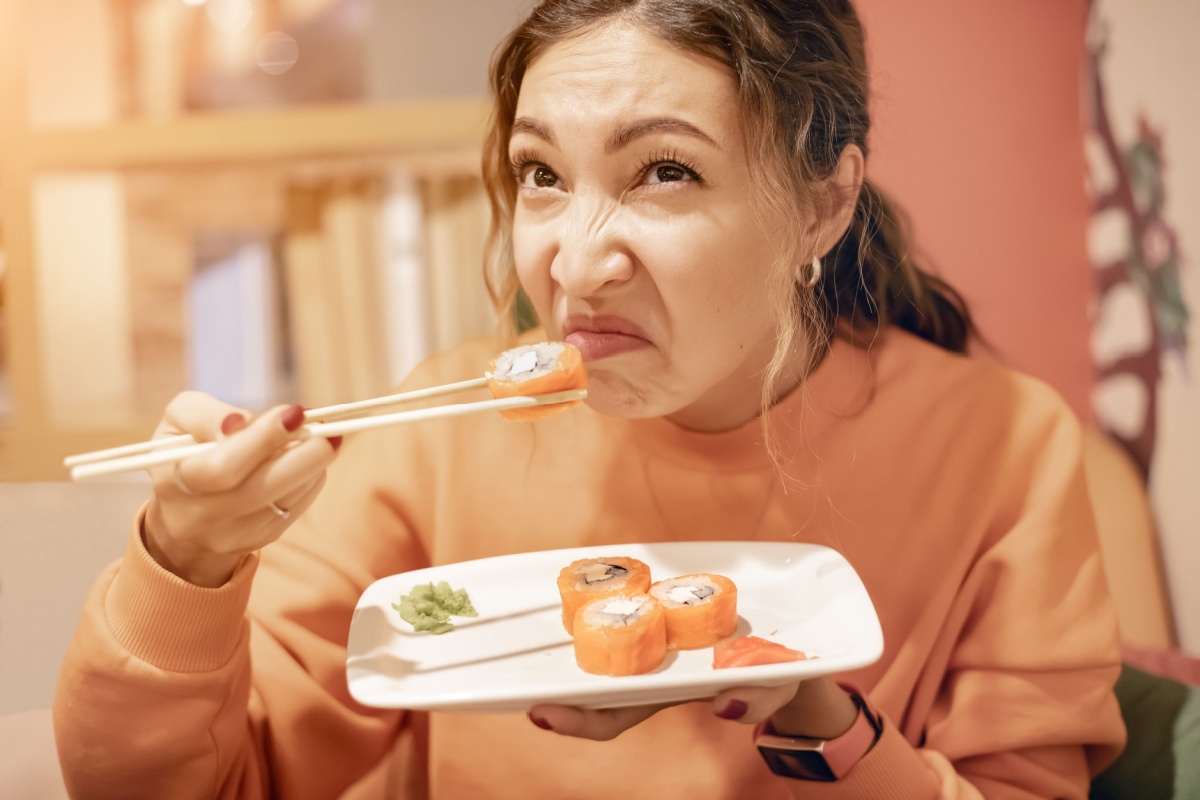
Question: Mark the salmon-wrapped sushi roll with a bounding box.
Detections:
[486,341,587,421]
[557,557,652,634]
[573,594,667,676]
[649,573,738,650]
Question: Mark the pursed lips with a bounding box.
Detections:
[561,314,652,361]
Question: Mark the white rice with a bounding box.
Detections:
[492,342,564,381]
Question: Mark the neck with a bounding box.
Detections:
[664,329,826,433]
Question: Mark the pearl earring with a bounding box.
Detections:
[801,255,822,288]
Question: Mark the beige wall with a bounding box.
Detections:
[27,0,117,127]
[365,0,534,101]
[0,483,148,714]
[1094,0,1200,654]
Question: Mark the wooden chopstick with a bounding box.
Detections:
[303,377,489,422]
[62,432,196,469]
[68,389,586,482]
[63,377,490,468]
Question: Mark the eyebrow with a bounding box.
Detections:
[607,117,718,152]
[511,117,556,146]
[510,116,719,153]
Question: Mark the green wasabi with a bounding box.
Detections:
[392,581,479,634]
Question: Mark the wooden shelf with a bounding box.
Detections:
[26,98,494,171]
[0,0,497,481]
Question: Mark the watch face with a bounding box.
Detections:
[759,748,837,782]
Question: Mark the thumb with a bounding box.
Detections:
[711,682,800,725]
[159,390,253,443]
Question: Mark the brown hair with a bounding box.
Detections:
[482,0,976,399]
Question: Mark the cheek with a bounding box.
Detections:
[511,216,555,312]
[635,218,776,329]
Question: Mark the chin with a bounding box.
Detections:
[582,371,670,419]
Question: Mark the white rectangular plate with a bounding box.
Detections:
[346,541,883,713]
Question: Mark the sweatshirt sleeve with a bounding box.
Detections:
[781,384,1126,799]
[53,419,431,800]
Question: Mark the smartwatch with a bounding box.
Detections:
[754,685,882,781]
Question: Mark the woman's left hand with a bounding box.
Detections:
[528,676,857,740]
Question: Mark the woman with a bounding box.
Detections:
[54,1,1125,798]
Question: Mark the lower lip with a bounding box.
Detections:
[564,331,651,361]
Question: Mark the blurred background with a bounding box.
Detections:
[0,1,1195,648]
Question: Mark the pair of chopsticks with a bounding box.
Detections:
[65,378,587,481]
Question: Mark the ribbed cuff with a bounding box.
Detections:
[104,502,259,673]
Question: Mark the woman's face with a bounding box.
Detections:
[510,21,803,431]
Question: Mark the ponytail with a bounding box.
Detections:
[821,180,976,353]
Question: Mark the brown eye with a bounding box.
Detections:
[533,166,558,188]
[643,161,698,186]
[655,165,687,182]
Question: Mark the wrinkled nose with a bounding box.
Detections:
[549,196,634,299]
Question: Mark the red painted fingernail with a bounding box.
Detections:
[328,436,343,452]
[528,713,552,731]
[220,413,247,436]
[282,405,305,432]
[716,700,748,720]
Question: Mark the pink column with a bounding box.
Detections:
[856,0,1093,420]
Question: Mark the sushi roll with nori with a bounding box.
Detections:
[649,573,738,650]
[486,341,587,421]
[572,593,667,676]
[557,557,652,634]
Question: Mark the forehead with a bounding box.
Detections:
[515,21,738,140]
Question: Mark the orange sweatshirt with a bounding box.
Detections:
[54,330,1125,799]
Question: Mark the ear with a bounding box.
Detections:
[811,144,865,258]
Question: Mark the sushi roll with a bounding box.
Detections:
[572,593,668,676]
[648,573,738,650]
[557,557,652,634]
[486,341,587,421]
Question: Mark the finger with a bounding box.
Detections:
[145,430,336,564]
[231,434,341,510]
[177,404,307,494]
[710,682,800,725]
[167,470,329,563]
[527,701,673,741]
[253,471,326,527]
[159,391,252,442]
[218,411,250,439]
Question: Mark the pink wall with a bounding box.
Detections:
[856,0,1093,420]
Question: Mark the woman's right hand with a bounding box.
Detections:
[142,391,342,588]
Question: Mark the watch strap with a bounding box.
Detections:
[755,684,882,781]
